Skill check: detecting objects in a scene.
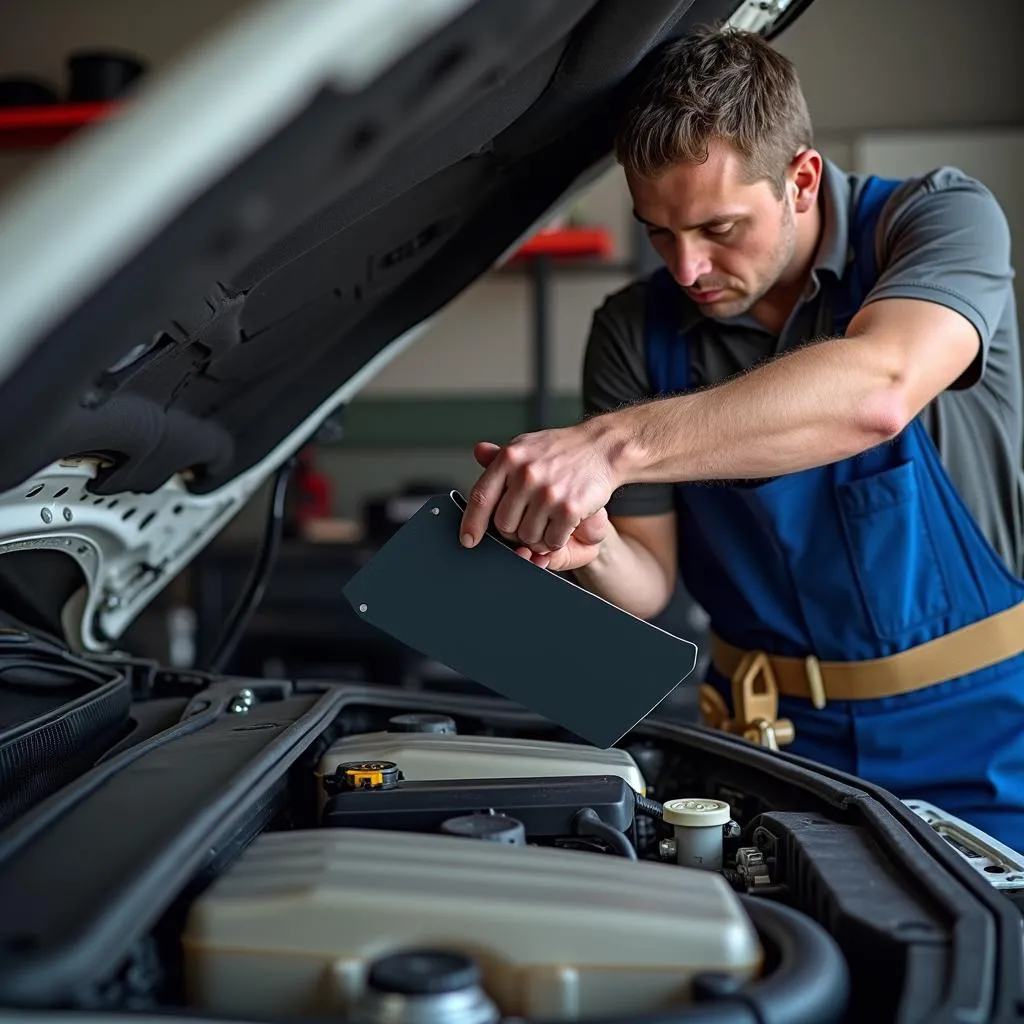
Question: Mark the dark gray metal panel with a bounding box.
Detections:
[343,492,697,747]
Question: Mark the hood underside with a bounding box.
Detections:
[0,0,810,647]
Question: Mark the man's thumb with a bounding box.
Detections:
[574,508,609,545]
[473,442,501,468]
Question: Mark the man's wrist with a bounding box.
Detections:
[573,528,610,585]
[585,516,624,576]
[582,409,649,489]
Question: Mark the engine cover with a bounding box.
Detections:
[182,828,762,1020]
[316,731,647,812]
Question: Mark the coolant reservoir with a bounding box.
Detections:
[316,732,647,810]
[182,828,762,1020]
[663,798,731,870]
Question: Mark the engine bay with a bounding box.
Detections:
[1,665,1023,1024]
[185,721,764,1021]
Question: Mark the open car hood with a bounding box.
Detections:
[0,0,812,650]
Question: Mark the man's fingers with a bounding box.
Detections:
[473,441,501,469]
[514,546,553,569]
[493,486,530,542]
[519,492,559,548]
[541,502,584,551]
[539,541,589,573]
[460,463,507,547]
[519,538,605,573]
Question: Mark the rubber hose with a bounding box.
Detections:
[573,807,638,860]
[634,792,665,818]
[206,456,295,673]
[736,895,849,1024]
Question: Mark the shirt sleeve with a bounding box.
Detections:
[581,282,676,517]
[865,169,1015,389]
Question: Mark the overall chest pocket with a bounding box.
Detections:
[835,460,952,640]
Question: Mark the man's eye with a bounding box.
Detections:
[706,223,735,237]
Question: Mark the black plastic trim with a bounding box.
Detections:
[0,688,347,1007]
[641,718,1023,1024]
[0,653,130,832]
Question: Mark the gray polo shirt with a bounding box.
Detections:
[582,160,1024,575]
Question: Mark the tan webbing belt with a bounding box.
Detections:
[701,600,1024,751]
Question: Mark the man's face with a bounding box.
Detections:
[628,139,802,320]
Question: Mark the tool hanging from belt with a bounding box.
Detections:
[700,600,1024,750]
[698,651,795,752]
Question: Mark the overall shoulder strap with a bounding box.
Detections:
[832,175,903,333]
[643,267,689,394]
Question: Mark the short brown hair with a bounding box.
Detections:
[614,27,813,197]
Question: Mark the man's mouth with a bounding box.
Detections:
[688,287,727,303]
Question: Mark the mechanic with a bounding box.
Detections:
[459,27,1024,850]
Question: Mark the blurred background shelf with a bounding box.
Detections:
[0,100,121,148]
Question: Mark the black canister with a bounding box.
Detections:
[440,813,526,846]
[388,713,457,735]
[352,950,500,1024]
[67,50,147,102]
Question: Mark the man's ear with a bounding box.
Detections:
[789,148,822,213]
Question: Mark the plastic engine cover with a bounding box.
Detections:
[182,828,762,1019]
[316,731,647,809]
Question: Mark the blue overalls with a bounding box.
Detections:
[644,177,1024,852]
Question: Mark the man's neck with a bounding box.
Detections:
[748,196,824,336]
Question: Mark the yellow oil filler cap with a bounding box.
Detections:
[329,760,401,793]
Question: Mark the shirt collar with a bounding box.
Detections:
[814,157,853,280]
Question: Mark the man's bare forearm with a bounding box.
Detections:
[572,523,674,620]
[603,332,907,487]
[458,297,980,555]
[600,300,980,488]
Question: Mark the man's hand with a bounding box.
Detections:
[460,422,625,554]
[512,508,610,571]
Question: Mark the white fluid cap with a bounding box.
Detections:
[663,798,731,828]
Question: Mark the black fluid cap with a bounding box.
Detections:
[388,713,457,735]
[441,813,526,846]
[367,950,480,996]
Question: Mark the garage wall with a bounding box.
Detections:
[773,0,1024,134]
[0,0,254,194]
[0,0,248,81]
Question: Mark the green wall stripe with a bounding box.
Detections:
[334,394,584,449]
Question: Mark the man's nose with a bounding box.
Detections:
[671,239,712,287]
